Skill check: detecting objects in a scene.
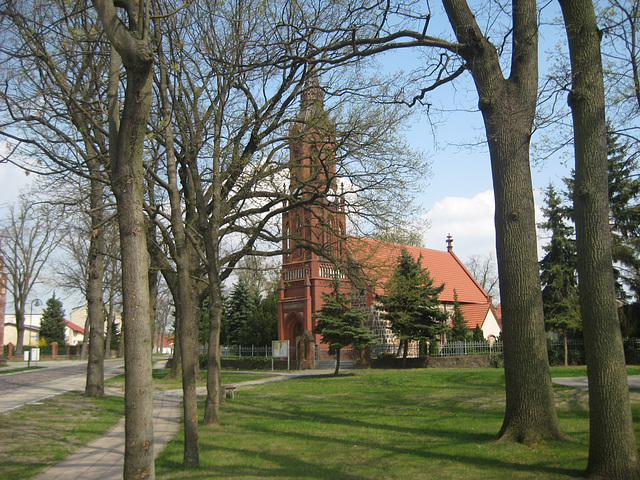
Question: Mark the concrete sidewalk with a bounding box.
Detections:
[31,389,183,480]
[552,374,640,391]
[29,369,333,480]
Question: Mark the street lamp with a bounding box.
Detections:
[28,298,42,367]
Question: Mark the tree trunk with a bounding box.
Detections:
[204,283,223,425]
[81,319,90,360]
[15,306,25,355]
[559,0,640,477]
[91,0,156,472]
[443,0,565,443]
[111,63,155,478]
[85,155,106,397]
[402,340,408,368]
[159,40,200,462]
[564,331,569,367]
[334,348,341,376]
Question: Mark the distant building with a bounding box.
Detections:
[3,313,41,347]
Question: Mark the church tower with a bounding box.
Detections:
[277,68,348,364]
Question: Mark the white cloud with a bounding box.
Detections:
[422,190,496,260]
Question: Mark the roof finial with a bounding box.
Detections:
[446,233,453,252]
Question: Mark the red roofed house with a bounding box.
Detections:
[65,320,85,346]
[277,70,500,364]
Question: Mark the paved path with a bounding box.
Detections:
[9,360,333,480]
[552,374,640,391]
[0,359,125,413]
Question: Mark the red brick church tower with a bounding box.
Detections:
[277,68,348,365]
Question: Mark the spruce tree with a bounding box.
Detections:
[39,294,66,346]
[223,279,259,345]
[449,290,470,342]
[539,184,581,366]
[378,249,449,363]
[565,133,640,301]
[312,279,376,376]
[607,134,640,300]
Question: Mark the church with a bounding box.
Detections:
[277,70,501,365]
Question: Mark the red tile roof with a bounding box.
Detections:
[458,303,491,329]
[345,237,491,304]
[65,320,85,334]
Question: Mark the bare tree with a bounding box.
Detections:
[144,0,426,431]
[0,0,117,397]
[90,0,156,477]
[0,196,63,354]
[466,253,500,303]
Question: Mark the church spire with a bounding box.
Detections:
[299,65,324,118]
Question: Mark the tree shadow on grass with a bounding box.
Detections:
[178,398,585,479]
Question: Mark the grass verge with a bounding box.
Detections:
[0,392,123,480]
[156,368,640,480]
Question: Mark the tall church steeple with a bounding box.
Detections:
[278,68,348,365]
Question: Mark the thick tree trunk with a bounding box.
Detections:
[559,0,640,477]
[113,66,155,479]
[334,348,341,376]
[443,0,565,443]
[86,156,106,397]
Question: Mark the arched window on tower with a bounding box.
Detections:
[283,224,290,261]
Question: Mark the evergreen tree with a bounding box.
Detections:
[565,133,640,301]
[607,134,640,300]
[449,290,470,342]
[312,279,376,376]
[39,294,66,345]
[472,325,484,342]
[539,184,581,366]
[223,279,259,345]
[378,249,449,363]
[252,287,279,346]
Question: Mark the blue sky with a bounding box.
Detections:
[0,3,577,310]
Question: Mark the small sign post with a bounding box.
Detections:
[271,340,290,371]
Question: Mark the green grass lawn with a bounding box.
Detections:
[155,368,640,480]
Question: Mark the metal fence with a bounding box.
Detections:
[219,345,272,359]
[211,338,640,362]
[437,340,503,357]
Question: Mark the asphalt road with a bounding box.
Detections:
[0,358,125,412]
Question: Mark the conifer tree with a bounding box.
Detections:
[378,249,449,363]
[449,290,470,342]
[607,134,640,300]
[39,294,66,346]
[539,184,581,366]
[564,133,640,301]
[224,279,259,346]
[313,279,376,376]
